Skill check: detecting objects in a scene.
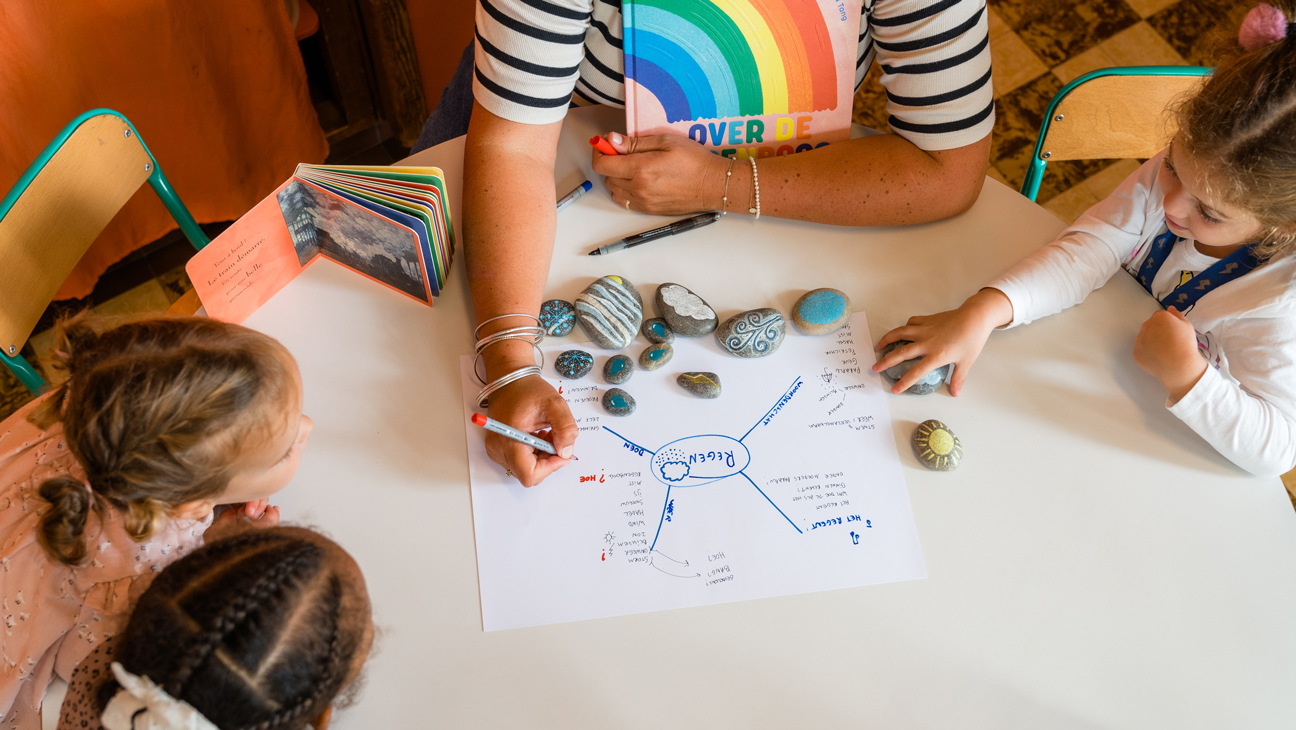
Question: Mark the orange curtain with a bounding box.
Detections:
[0,0,329,300]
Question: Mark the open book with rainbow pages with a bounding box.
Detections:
[186,164,453,324]
[623,0,861,157]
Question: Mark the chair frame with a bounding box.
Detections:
[1020,66,1214,202]
[0,108,209,394]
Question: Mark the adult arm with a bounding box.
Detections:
[464,102,578,486]
[598,130,990,226]
[599,0,995,225]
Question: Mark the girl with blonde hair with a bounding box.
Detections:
[0,315,312,728]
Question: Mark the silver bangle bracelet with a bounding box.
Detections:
[474,336,545,385]
[475,325,545,353]
[476,365,543,409]
[475,314,541,341]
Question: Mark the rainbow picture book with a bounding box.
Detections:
[186,164,453,324]
[623,0,861,157]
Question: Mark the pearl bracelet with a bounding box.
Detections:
[748,157,760,220]
[720,157,736,215]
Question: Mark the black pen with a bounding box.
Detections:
[587,211,721,255]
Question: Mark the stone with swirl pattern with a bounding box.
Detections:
[715,308,786,358]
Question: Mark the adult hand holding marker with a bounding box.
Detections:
[592,131,741,216]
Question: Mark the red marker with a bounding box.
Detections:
[590,135,619,156]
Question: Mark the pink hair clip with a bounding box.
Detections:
[1239,3,1289,52]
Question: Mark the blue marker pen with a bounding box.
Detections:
[471,413,576,459]
[557,180,593,212]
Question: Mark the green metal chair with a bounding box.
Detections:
[0,109,209,394]
[1020,66,1214,202]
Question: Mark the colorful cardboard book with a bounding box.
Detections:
[623,0,861,157]
[186,164,454,323]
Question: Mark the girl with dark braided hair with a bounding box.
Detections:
[54,526,374,730]
[0,314,313,729]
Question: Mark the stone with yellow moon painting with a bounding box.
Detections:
[911,419,962,471]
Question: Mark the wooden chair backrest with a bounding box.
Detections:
[1042,74,1208,161]
[0,114,152,356]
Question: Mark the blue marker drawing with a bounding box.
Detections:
[851,531,859,545]
[602,376,808,551]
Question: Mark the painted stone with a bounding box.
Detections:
[716,308,785,358]
[575,275,643,349]
[554,350,593,380]
[880,340,950,395]
[676,372,721,399]
[654,283,718,337]
[601,388,637,416]
[791,288,851,336]
[911,419,963,471]
[639,342,674,371]
[603,354,634,385]
[641,317,675,344]
[539,299,576,337]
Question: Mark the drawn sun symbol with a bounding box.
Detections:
[603,531,615,544]
[911,419,962,471]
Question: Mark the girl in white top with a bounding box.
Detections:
[873,2,1296,478]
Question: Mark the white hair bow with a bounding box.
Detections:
[101,662,220,730]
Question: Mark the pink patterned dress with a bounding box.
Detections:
[0,395,209,730]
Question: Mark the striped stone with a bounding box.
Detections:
[575,275,643,350]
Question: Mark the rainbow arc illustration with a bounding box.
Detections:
[625,0,839,123]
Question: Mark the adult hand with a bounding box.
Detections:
[1133,307,1207,404]
[593,132,731,215]
[204,503,281,544]
[872,289,1015,396]
[485,375,578,487]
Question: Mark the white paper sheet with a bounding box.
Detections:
[459,313,925,631]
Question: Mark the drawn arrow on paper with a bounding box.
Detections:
[650,550,689,567]
[649,555,700,578]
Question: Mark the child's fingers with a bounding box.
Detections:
[259,506,281,528]
[891,354,945,394]
[875,326,918,351]
[873,339,924,373]
[948,354,978,397]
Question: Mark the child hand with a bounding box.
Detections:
[872,288,1015,396]
[204,504,281,543]
[242,498,270,519]
[1133,307,1207,403]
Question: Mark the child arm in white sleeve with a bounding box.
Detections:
[990,155,1163,326]
[1165,313,1296,477]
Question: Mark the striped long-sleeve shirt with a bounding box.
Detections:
[472,0,994,151]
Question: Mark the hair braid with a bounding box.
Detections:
[246,593,346,730]
[166,542,323,697]
[32,312,297,566]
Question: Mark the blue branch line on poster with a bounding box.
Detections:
[602,374,872,573]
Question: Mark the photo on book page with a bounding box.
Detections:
[276,179,430,302]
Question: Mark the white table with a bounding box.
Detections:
[246,107,1296,729]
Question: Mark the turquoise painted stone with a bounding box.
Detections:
[603,354,634,385]
[575,275,643,349]
[639,342,673,371]
[641,317,675,344]
[676,372,721,399]
[791,288,851,336]
[880,340,949,395]
[554,350,593,379]
[716,308,785,358]
[539,299,576,337]
[601,388,636,416]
